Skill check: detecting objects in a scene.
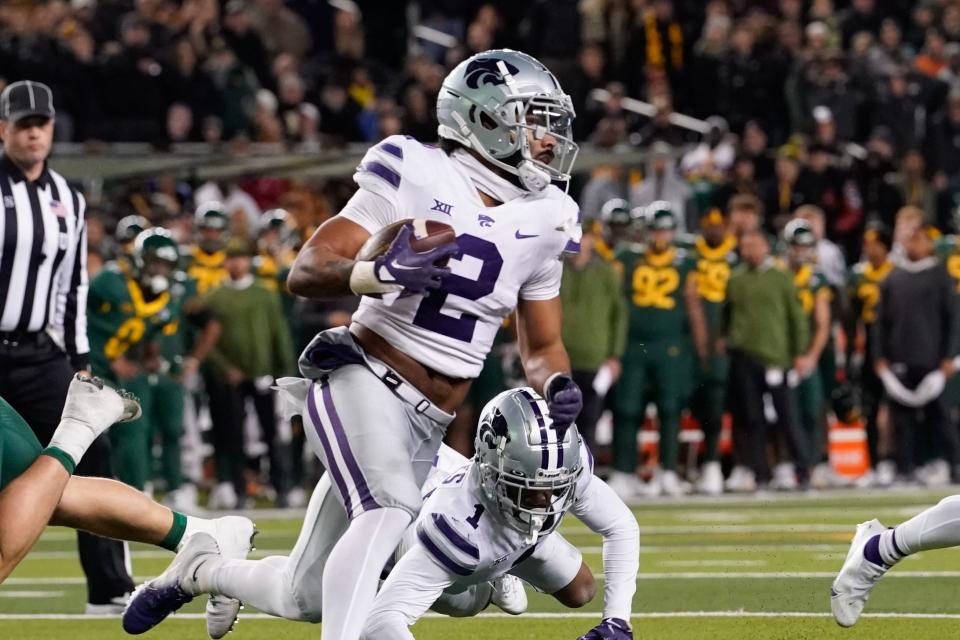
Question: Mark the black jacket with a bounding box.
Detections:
[873,259,957,369]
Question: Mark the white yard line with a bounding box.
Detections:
[5,570,960,587]
[2,611,960,620]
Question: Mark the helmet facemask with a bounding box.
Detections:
[480,451,581,544]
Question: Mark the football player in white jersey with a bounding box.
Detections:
[124,49,585,640]
[364,388,640,640]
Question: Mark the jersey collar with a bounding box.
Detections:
[793,263,812,287]
[645,246,676,267]
[126,278,169,317]
[695,235,736,261]
[192,246,226,267]
[864,260,893,282]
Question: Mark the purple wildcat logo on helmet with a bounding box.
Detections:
[464,58,520,89]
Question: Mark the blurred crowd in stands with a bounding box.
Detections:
[10,0,960,506]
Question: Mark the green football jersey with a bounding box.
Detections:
[690,234,739,333]
[937,236,960,293]
[790,262,831,320]
[617,243,696,341]
[87,265,182,379]
[847,260,893,325]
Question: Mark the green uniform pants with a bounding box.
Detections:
[692,354,729,462]
[614,338,693,472]
[109,373,185,491]
[150,374,184,491]
[794,371,825,464]
[0,397,42,491]
[109,374,152,490]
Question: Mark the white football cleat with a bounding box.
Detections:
[831,519,889,627]
[206,516,258,639]
[489,575,527,615]
[770,462,798,491]
[84,592,130,615]
[122,533,221,634]
[208,482,239,510]
[697,461,724,495]
[606,471,642,501]
[724,465,756,493]
[657,469,690,497]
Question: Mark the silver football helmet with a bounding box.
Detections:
[437,49,579,192]
[474,387,583,543]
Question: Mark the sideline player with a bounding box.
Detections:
[0,373,254,633]
[124,48,584,640]
[362,388,639,639]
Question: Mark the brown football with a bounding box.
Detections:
[356,218,457,264]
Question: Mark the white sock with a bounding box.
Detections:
[890,495,960,558]
[430,583,492,618]
[321,507,412,640]
[205,556,305,620]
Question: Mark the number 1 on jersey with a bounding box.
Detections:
[466,503,485,529]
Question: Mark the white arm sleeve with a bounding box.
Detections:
[570,475,640,621]
[338,188,401,235]
[364,544,458,640]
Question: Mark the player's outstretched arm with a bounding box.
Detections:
[0,375,140,583]
[363,544,458,640]
[570,475,640,626]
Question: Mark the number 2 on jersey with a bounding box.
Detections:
[413,234,503,342]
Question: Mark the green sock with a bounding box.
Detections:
[159,511,188,551]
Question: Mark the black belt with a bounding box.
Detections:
[0,330,46,347]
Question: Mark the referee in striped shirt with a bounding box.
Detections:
[0,81,134,611]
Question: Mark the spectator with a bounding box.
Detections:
[857,127,905,229]
[222,0,271,88]
[276,73,319,144]
[559,228,626,449]
[895,148,937,224]
[167,38,219,125]
[204,238,296,508]
[723,229,810,492]
[579,164,625,225]
[761,147,808,233]
[915,29,949,79]
[630,141,692,231]
[874,225,960,482]
[840,0,885,49]
[249,0,311,61]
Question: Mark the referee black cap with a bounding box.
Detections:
[0,80,55,123]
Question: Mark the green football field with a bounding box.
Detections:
[4,487,960,639]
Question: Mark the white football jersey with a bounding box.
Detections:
[410,443,595,591]
[340,135,580,378]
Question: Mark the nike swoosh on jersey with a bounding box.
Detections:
[514,231,539,239]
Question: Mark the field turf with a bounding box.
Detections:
[3,487,960,639]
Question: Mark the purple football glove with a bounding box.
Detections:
[545,373,583,429]
[577,618,633,640]
[373,223,459,294]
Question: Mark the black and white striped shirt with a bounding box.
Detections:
[0,154,88,369]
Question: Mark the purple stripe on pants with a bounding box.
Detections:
[307,382,355,518]
[319,378,379,514]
